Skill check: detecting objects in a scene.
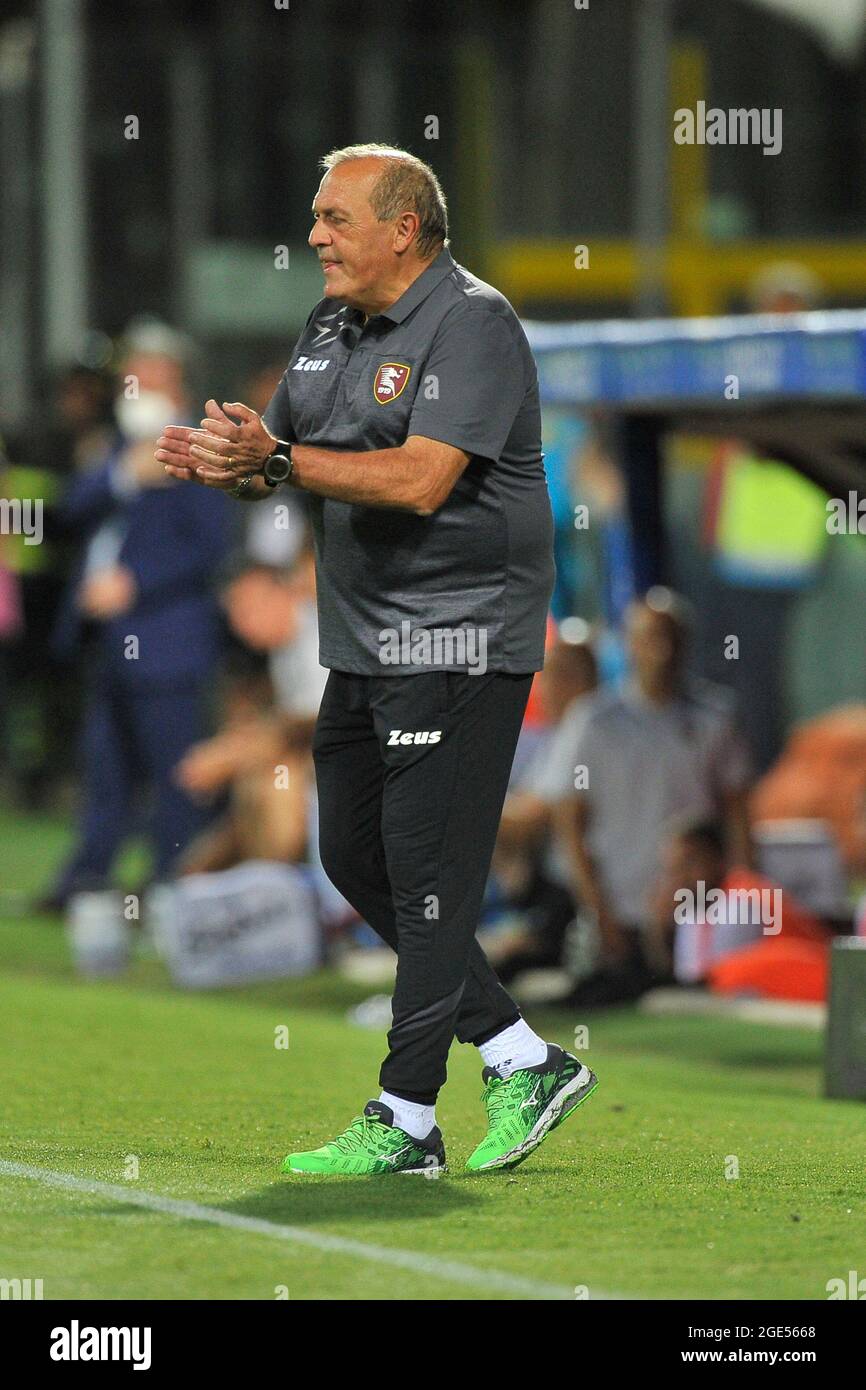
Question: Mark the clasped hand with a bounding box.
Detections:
[156,399,277,489]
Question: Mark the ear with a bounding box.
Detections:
[393,210,421,253]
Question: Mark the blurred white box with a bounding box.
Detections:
[148,862,320,989]
[753,818,849,918]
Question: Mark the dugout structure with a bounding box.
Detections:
[524,309,866,601]
[525,310,866,1100]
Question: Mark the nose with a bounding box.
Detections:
[309,221,329,250]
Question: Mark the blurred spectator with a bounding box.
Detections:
[553,588,754,1005]
[238,362,308,572]
[41,321,233,909]
[0,361,116,805]
[694,263,827,772]
[40,360,117,476]
[0,445,25,770]
[175,679,312,872]
[487,630,599,982]
[571,415,638,636]
[176,541,325,873]
[647,819,827,990]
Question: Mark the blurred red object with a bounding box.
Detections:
[523,614,558,728]
[708,938,828,1004]
[751,705,866,873]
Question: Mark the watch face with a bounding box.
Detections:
[265,453,292,484]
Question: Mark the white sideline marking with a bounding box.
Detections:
[0,1159,593,1301]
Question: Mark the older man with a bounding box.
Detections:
[157,145,597,1175]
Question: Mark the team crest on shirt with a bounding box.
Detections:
[373,362,411,403]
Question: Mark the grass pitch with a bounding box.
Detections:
[1,808,864,1300]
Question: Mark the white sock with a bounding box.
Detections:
[378,1091,436,1140]
[477,1018,548,1078]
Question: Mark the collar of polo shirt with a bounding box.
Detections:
[372,246,456,325]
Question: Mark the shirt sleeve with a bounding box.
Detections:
[529,701,594,802]
[407,306,528,462]
[564,717,604,805]
[264,307,320,442]
[262,370,296,444]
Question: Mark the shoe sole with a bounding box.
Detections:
[283,1161,447,1177]
[473,1065,599,1172]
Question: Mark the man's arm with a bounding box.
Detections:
[284,306,524,513]
[552,794,628,962]
[498,792,550,852]
[722,786,754,869]
[287,435,470,515]
[158,301,524,509]
[158,403,470,515]
[710,710,754,868]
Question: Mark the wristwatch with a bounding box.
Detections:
[263,444,294,488]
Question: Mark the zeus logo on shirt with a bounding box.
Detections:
[292,356,331,372]
[387,729,443,746]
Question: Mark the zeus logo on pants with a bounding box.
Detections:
[387,730,443,746]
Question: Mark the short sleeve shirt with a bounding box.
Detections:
[263,247,554,675]
[569,679,753,926]
[523,693,598,803]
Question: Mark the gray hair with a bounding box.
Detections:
[121,315,195,366]
[319,143,448,259]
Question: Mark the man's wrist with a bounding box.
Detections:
[229,473,270,502]
[262,443,294,488]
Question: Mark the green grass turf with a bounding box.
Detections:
[1,806,865,1300]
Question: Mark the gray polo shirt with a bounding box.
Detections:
[263,246,554,675]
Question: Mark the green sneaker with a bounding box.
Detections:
[465,1044,598,1172]
[282,1101,446,1176]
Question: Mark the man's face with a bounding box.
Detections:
[538,643,595,721]
[308,160,401,310]
[627,605,681,683]
[122,352,186,408]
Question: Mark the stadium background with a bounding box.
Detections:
[2,0,866,1305]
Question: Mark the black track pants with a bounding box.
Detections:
[313,669,531,1102]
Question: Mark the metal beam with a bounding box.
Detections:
[0,19,36,426]
[40,0,88,365]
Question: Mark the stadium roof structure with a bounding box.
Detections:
[749,0,866,65]
[523,309,866,592]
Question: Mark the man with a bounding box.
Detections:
[47,321,231,908]
[554,589,753,1004]
[488,633,599,982]
[650,818,829,1003]
[156,144,597,1175]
